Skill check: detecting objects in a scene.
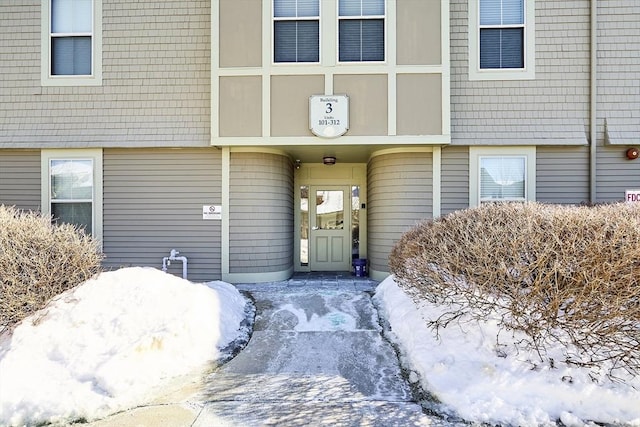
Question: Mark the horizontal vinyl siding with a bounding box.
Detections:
[596,145,640,203]
[102,148,222,281]
[0,150,41,211]
[441,145,469,215]
[536,146,590,204]
[229,153,293,274]
[368,152,432,274]
[1,1,210,148]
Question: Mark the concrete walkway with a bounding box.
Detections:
[87,273,444,427]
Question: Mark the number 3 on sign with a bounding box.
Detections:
[309,94,349,138]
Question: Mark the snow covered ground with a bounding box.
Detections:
[374,276,640,427]
[0,267,248,426]
[1,268,639,426]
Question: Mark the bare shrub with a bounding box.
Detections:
[0,205,103,330]
[390,202,640,378]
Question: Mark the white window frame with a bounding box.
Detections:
[41,149,103,241]
[337,0,386,64]
[41,0,102,86]
[469,146,536,207]
[468,0,535,81]
[272,0,321,64]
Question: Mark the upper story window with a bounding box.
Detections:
[51,0,93,75]
[338,0,385,62]
[469,0,535,80]
[273,0,320,63]
[41,0,102,86]
[479,0,524,69]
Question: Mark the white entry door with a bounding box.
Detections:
[309,186,351,271]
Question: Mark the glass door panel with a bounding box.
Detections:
[309,186,351,271]
[300,185,309,266]
[315,190,344,229]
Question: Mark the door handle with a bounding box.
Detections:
[312,226,319,230]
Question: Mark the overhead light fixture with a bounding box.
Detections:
[294,159,302,170]
[323,156,336,165]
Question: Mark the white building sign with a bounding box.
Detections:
[202,205,222,220]
[309,95,349,138]
[625,189,640,203]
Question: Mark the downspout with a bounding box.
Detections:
[589,0,597,204]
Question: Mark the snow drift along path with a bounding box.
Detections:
[374,276,640,427]
[0,267,248,426]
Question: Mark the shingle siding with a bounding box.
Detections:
[0,1,210,148]
[595,2,640,201]
[597,0,640,145]
[3,1,640,281]
[450,0,639,204]
[450,0,591,145]
[102,148,222,281]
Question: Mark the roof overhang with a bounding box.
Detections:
[605,118,640,146]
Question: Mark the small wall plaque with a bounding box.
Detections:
[309,95,349,138]
[202,205,222,220]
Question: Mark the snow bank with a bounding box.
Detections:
[0,267,247,426]
[374,276,640,427]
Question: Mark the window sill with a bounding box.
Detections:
[41,74,102,87]
[468,68,535,81]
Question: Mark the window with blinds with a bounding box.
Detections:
[338,0,385,62]
[273,0,320,63]
[50,159,94,234]
[479,0,524,69]
[50,0,93,75]
[479,156,526,201]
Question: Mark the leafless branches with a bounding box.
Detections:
[0,205,103,330]
[390,202,640,379]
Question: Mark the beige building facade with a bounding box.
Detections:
[1,1,639,282]
[211,0,449,281]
